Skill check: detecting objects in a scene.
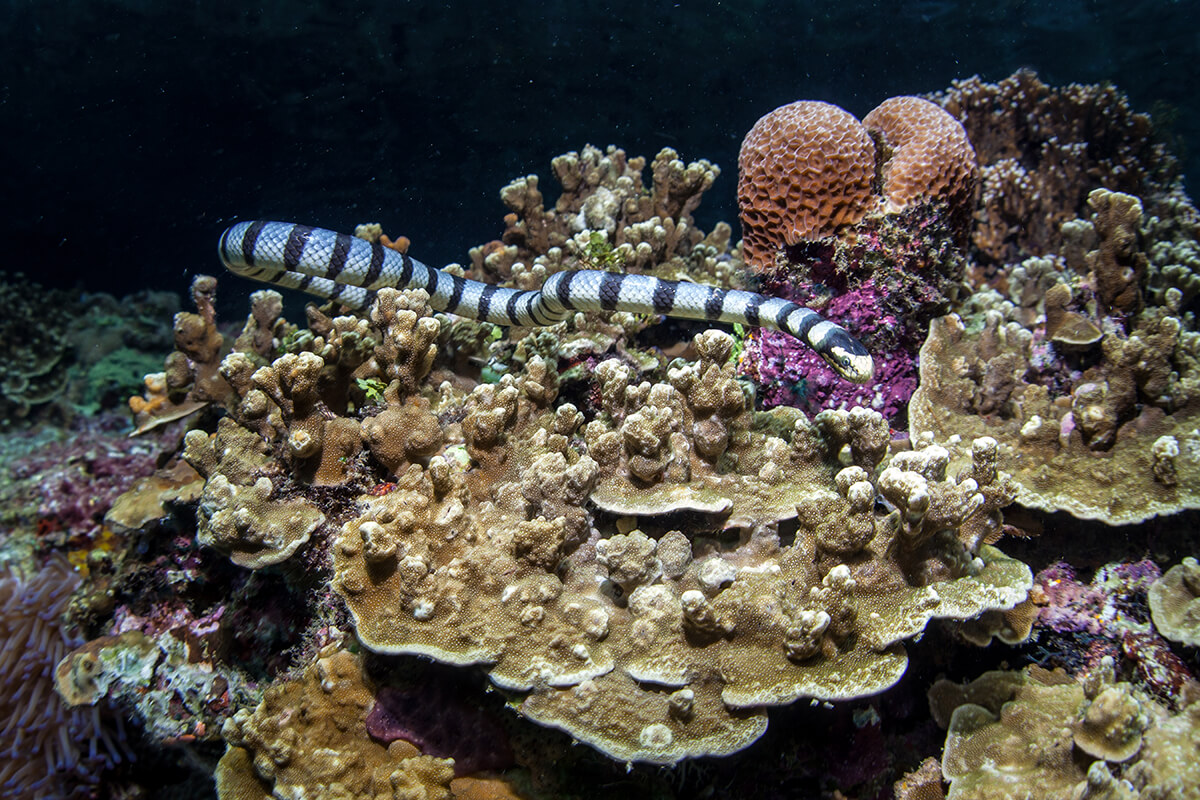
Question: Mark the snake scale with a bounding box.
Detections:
[218,220,874,383]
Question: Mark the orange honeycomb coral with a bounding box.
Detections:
[863,95,978,223]
[737,96,979,270]
[737,101,876,271]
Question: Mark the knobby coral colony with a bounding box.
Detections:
[49,71,1200,795]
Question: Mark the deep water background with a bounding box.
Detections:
[1,0,1197,301]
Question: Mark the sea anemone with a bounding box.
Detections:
[0,554,130,799]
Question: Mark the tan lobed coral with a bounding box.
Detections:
[450,143,741,371]
[183,417,326,569]
[909,310,1199,524]
[1148,557,1200,647]
[479,144,731,290]
[143,275,1034,765]
[322,297,1030,763]
[931,662,1200,800]
[908,186,1200,524]
[129,275,243,434]
[736,95,977,271]
[215,647,456,800]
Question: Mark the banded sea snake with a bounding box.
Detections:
[218,220,874,383]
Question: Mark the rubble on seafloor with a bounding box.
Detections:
[5,70,1198,799]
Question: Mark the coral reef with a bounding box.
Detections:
[1021,558,1200,713]
[0,273,176,427]
[734,94,977,416]
[0,412,162,573]
[216,647,457,800]
[1032,560,1160,640]
[931,69,1178,268]
[910,76,1200,525]
[931,663,1200,799]
[55,626,259,745]
[908,191,1200,523]
[115,272,1033,766]
[23,71,1200,797]
[0,273,77,423]
[1148,557,1200,647]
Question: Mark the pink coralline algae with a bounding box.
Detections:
[1030,559,1199,702]
[739,281,918,417]
[3,412,160,542]
[365,683,515,776]
[105,535,310,676]
[738,203,964,419]
[1034,560,1161,636]
[742,330,916,418]
[111,600,226,643]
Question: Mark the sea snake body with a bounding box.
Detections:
[218,221,875,383]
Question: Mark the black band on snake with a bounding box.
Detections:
[218,220,875,383]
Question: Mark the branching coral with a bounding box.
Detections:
[478,144,729,295]
[908,176,1200,524]
[129,275,237,433]
[908,191,1200,524]
[1143,184,1200,310]
[931,69,1177,267]
[910,315,1199,522]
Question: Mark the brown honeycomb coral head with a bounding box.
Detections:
[737,101,877,271]
[863,96,978,238]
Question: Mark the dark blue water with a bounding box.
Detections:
[2,1,1195,300]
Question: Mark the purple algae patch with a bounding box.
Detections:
[365,684,514,776]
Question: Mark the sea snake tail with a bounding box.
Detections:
[218,220,875,383]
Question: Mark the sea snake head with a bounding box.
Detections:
[823,335,875,384]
